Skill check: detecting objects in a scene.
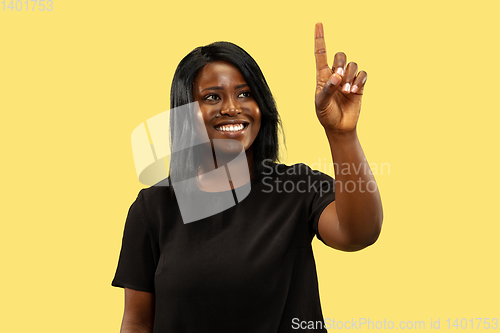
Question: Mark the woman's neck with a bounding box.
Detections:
[197,147,254,192]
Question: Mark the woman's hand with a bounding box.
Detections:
[314,22,367,133]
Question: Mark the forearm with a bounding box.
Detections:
[326,128,383,245]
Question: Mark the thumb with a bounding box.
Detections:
[316,73,342,108]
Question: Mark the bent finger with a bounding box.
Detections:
[341,62,358,94]
[333,52,347,77]
[351,71,367,94]
[316,73,342,107]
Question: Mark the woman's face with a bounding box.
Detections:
[192,61,261,154]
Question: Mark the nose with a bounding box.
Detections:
[220,98,241,116]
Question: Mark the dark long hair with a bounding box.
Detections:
[169,41,283,183]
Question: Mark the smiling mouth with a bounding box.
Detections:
[214,123,249,134]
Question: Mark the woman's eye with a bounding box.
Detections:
[238,91,252,98]
[204,94,220,101]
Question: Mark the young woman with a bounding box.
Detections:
[112,23,383,332]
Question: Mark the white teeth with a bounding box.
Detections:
[216,124,245,132]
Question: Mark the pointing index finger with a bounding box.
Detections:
[315,22,331,84]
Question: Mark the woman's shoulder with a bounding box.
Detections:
[136,177,175,204]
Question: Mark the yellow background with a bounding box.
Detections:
[1,0,499,331]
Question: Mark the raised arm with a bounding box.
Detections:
[314,22,383,251]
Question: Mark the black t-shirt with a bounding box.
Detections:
[112,163,335,332]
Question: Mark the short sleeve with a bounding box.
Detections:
[111,190,158,293]
[308,169,335,244]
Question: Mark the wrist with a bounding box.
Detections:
[325,127,359,144]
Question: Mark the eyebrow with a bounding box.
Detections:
[200,84,249,93]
